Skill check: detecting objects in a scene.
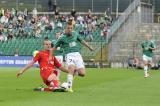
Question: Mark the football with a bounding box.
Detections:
[61,82,69,89]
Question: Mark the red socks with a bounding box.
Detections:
[51,80,58,88]
[43,88,53,92]
[40,80,59,92]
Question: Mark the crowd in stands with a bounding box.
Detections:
[0,8,112,42]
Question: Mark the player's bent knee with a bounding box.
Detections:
[68,65,76,74]
[77,68,85,77]
[47,73,57,82]
[78,73,85,77]
[78,71,85,77]
[50,82,54,87]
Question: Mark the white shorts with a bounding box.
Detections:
[55,55,63,64]
[143,55,152,63]
[65,52,85,69]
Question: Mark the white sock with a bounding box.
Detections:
[144,66,148,75]
[67,74,73,88]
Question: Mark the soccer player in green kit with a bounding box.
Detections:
[49,22,94,92]
[141,34,156,78]
[51,32,64,80]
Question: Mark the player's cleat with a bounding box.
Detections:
[33,87,42,91]
[53,87,67,92]
[144,73,150,78]
[67,88,74,93]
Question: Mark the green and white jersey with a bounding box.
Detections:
[54,31,83,54]
[51,39,63,56]
[141,40,156,57]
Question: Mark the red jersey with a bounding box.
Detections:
[33,50,61,85]
[33,50,61,70]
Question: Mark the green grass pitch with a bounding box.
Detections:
[0,67,160,106]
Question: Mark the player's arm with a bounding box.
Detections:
[49,39,62,61]
[141,42,146,51]
[149,47,156,51]
[16,60,35,78]
[80,40,94,51]
[77,34,94,51]
[149,42,156,51]
[58,66,69,73]
[17,52,40,77]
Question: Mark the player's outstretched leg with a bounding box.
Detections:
[67,74,73,92]
[144,64,149,78]
[33,87,54,92]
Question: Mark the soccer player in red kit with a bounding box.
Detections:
[16,39,68,92]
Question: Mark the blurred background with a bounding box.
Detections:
[0,0,160,68]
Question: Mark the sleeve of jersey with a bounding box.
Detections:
[51,40,56,48]
[141,43,144,48]
[54,56,62,68]
[54,38,62,48]
[151,42,156,48]
[33,53,40,62]
[51,42,54,48]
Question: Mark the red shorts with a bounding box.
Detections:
[40,67,57,86]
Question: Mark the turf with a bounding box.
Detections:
[0,67,160,106]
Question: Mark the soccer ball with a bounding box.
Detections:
[61,82,69,89]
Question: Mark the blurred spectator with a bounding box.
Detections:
[0,8,112,42]
[45,21,53,32]
[24,8,28,20]
[0,8,5,17]
[31,17,36,25]
[133,56,139,67]
[7,30,13,40]
[0,15,8,24]
[68,17,75,27]
[151,63,159,70]
[0,34,5,41]
[50,21,55,30]
[32,8,37,17]
[5,9,11,18]
[0,24,7,42]
[71,9,76,18]
[0,34,7,42]
[14,48,19,56]
[127,56,139,68]
[17,26,24,37]
[87,9,92,18]
[55,8,59,15]
[61,15,66,22]
[57,21,62,29]
[11,8,16,19]
[77,15,84,26]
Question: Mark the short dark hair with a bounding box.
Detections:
[43,37,50,45]
[67,20,72,26]
[44,37,49,40]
